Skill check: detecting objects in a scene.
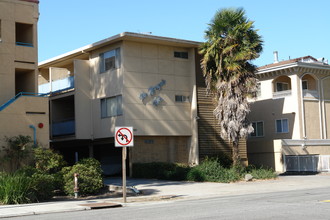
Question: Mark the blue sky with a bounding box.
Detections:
[38,0,330,67]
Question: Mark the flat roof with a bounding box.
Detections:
[39,32,201,67]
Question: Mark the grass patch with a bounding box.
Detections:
[0,172,35,204]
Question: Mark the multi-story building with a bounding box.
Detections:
[38,32,247,174]
[0,0,49,162]
[248,52,330,173]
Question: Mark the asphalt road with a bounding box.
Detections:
[9,187,330,220]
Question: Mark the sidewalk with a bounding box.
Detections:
[1,174,330,218]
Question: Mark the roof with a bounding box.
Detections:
[257,55,330,74]
[39,32,201,67]
[258,56,319,70]
[20,0,39,3]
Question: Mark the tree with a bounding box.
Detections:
[1,135,35,172]
[199,8,263,166]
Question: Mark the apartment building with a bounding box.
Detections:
[248,52,330,173]
[38,32,247,174]
[0,0,49,159]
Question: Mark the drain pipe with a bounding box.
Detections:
[29,125,37,147]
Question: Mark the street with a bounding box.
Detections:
[9,186,330,220]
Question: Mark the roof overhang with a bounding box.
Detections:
[257,61,330,75]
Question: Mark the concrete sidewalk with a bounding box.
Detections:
[1,175,330,218]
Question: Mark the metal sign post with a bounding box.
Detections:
[115,127,134,203]
[122,147,127,203]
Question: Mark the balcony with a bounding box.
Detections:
[273,90,292,99]
[303,90,319,99]
[52,119,75,137]
[39,76,74,94]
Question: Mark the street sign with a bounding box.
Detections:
[115,127,134,147]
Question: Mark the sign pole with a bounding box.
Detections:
[115,127,133,203]
[122,146,127,203]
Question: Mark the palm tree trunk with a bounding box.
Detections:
[232,140,241,167]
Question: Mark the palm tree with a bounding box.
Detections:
[199,8,263,166]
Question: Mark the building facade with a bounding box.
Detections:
[248,53,330,173]
[38,32,247,174]
[0,0,49,161]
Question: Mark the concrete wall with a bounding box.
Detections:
[130,136,189,164]
[122,41,194,136]
[74,59,92,139]
[0,0,39,104]
[0,96,49,147]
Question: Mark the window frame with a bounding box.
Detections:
[302,80,308,90]
[275,118,289,133]
[101,95,123,118]
[276,82,289,92]
[175,95,190,103]
[250,121,264,137]
[174,51,188,59]
[100,48,120,73]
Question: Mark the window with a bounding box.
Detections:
[257,82,261,97]
[302,80,308,90]
[101,95,122,118]
[175,95,189,102]
[16,22,33,47]
[174,51,188,59]
[251,121,264,137]
[276,82,289,92]
[276,119,289,133]
[100,48,120,73]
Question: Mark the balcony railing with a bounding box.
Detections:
[39,76,74,94]
[273,90,292,99]
[303,90,319,99]
[52,119,75,136]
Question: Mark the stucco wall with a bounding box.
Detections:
[122,41,194,136]
[0,96,49,147]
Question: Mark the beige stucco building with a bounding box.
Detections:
[0,0,49,159]
[38,32,247,174]
[248,53,330,173]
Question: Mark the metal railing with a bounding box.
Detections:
[52,119,75,136]
[38,76,74,94]
[0,92,48,111]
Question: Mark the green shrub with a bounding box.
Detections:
[33,148,66,174]
[187,158,242,183]
[0,135,35,172]
[245,165,277,179]
[31,173,55,201]
[62,163,103,196]
[0,172,36,204]
[132,162,189,180]
[77,158,103,175]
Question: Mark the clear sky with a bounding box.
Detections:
[38,0,330,67]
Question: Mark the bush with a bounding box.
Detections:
[62,162,103,196]
[0,135,35,172]
[187,157,242,183]
[31,173,55,201]
[33,148,66,174]
[245,165,277,180]
[0,172,36,204]
[77,158,103,175]
[132,162,189,181]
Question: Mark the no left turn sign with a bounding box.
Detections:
[115,127,134,147]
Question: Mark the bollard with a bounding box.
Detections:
[74,173,79,199]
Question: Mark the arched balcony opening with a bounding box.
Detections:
[272,75,292,98]
[302,74,318,98]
